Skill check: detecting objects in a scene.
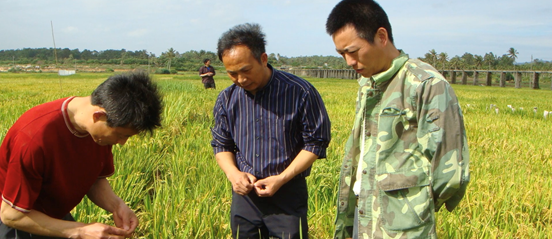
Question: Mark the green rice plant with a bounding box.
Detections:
[1,72,551,238]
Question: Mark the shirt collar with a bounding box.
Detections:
[358,50,408,87]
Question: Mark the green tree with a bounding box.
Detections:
[438,52,448,69]
[508,47,519,70]
[429,49,437,66]
[474,55,483,69]
[163,48,176,71]
[483,52,496,70]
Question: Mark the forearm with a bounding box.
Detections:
[279,150,318,183]
[87,178,125,213]
[215,152,240,178]
[0,201,84,238]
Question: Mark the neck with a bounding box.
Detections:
[67,96,92,135]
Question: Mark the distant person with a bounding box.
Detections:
[325,0,470,238]
[199,58,216,89]
[211,23,331,239]
[0,71,163,239]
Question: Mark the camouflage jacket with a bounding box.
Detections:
[334,51,470,239]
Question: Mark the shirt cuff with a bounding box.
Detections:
[213,146,235,155]
[303,145,327,159]
[2,195,31,213]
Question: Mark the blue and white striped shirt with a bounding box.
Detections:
[211,65,331,179]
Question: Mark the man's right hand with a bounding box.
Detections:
[228,172,257,195]
[75,223,132,239]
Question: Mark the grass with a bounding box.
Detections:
[0,72,551,238]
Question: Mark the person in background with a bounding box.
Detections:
[0,71,163,239]
[325,0,470,238]
[199,58,216,89]
[211,23,331,239]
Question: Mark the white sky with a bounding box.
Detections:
[1,0,550,63]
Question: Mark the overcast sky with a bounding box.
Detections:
[1,0,550,63]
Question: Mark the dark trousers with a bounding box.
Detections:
[231,177,309,239]
[0,213,74,239]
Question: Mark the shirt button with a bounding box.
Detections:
[362,170,367,174]
[359,210,364,215]
[256,136,260,140]
[340,201,345,206]
[256,118,260,122]
[255,154,259,157]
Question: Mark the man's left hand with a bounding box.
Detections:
[112,202,138,235]
[254,175,285,197]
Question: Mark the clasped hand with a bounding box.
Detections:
[230,172,284,197]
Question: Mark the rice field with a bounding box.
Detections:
[0,72,551,238]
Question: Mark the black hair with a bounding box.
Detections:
[91,71,162,134]
[326,0,394,44]
[217,23,266,63]
[203,58,210,64]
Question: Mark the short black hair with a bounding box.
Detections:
[217,23,266,63]
[326,0,394,44]
[91,71,163,134]
[203,58,210,64]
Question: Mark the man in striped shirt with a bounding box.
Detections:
[211,23,331,239]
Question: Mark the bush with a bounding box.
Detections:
[105,68,114,72]
[8,67,22,73]
[170,69,177,74]
[155,68,171,74]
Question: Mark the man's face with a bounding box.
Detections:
[332,25,386,78]
[90,121,139,146]
[205,60,211,66]
[222,45,269,95]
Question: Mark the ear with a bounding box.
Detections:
[92,110,108,123]
[261,52,268,66]
[375,27,389,46]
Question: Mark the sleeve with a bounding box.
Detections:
[211,66,216,76]
[2,134,44,212]
[416,78,470,212]
[98,147,114,178]
[198,66,204,75]
[211,91,237,154]
[300,86,332,158]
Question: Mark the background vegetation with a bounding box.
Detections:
[1,47,551,72]
[0,72,551,238]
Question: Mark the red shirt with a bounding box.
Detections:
[0,97,114,219]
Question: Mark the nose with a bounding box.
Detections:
[237,75,247,85]
[344,54,357,67]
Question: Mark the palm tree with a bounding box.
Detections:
[429,49,437,66]
[508,47,519,70]
[164,48,176,71]
[483,52,496,70]
[438,52,448,70]
[474,55,483,70]
[449,56,461,70]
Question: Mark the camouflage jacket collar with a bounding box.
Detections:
[358,50,408,88]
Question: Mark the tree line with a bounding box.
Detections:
[1,47,550,72]
[419,47,551,71]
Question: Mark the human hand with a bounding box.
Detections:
[76,223,132,239]
[254,175,285,197]
[112,202,138,234]
[229,172,257,195]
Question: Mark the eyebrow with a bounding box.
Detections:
[227,65,251,74]
[336,46,358,54]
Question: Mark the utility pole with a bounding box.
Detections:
[51,21,58,66]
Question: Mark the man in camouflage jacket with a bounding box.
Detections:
[326,0,470,238]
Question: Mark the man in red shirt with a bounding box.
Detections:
[0,71,163,239]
